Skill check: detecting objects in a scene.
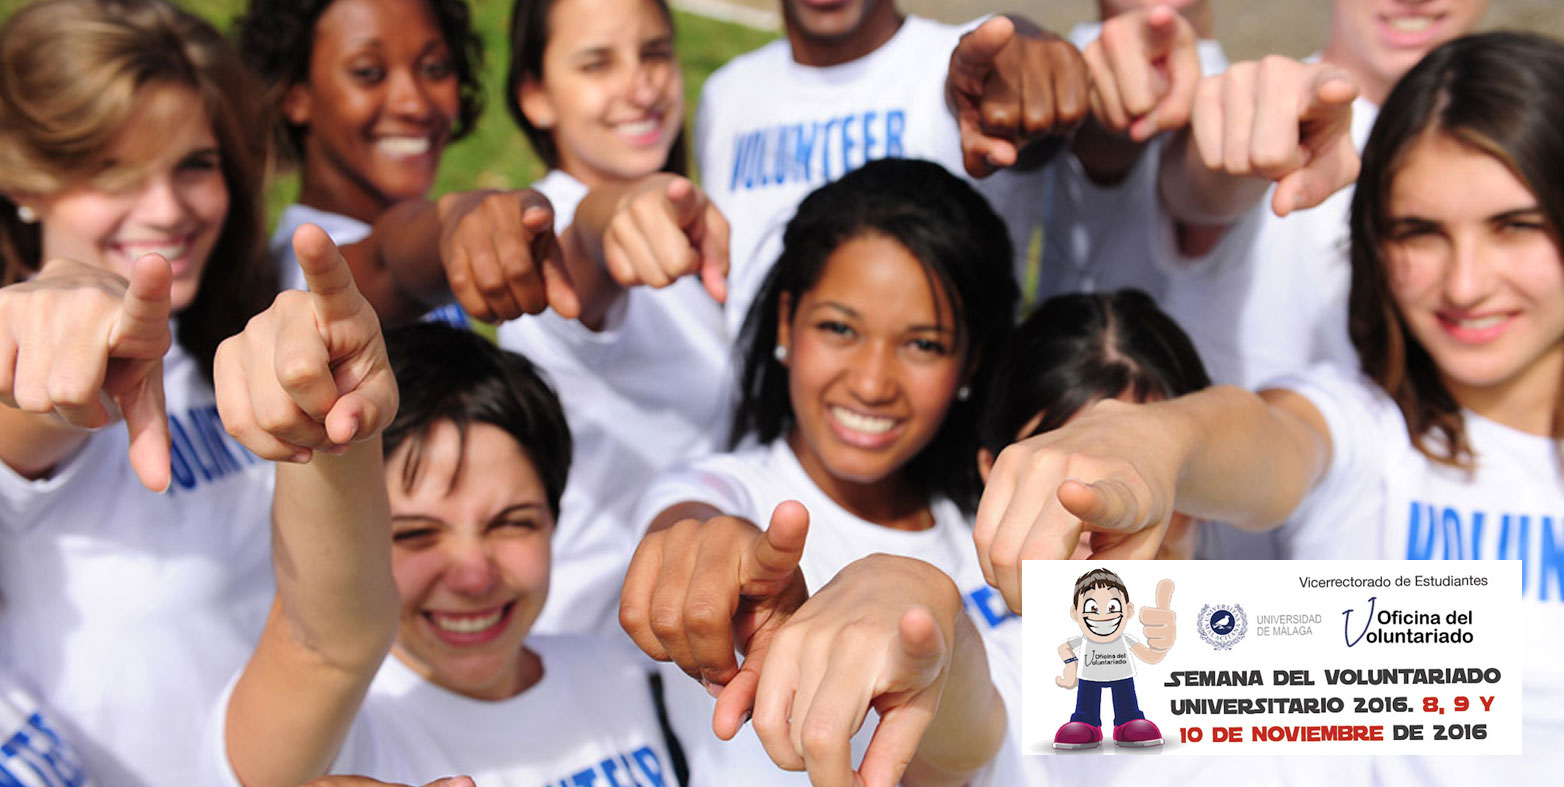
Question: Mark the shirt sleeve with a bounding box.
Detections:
[0,431,113,530]
[632,458,759,535]
[1147,182,1268,279]
[1265,365,1397,557]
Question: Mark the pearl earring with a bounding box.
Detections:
[957,385,971,402]
[773,345,788,363]
[15,205,36,224]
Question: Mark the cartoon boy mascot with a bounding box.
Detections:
[1055,568,1175,749]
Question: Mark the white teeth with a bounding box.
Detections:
[120,243,189,261]
[1453,314,1507,330]
[617,119,658,137]
[378,136,431,156]
[831,406,895,435]
[1086,616,1122,636]
[1388,16,1433,33]
[430,609,503,634]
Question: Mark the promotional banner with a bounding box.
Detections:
[1022,561,1520,756]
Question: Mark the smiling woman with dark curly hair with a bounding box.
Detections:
[234,0,483,177]
[233,0,484,323]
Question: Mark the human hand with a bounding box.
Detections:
[602,175,729,304]
[436,188,577,323]
[973,398,1181,614]
[1188,56,1360,216]
[1081,510,1198,560]
[1082,4,1201,141]
[619,501,810,693]
[1139,579,1176,652]
[0,254,173,490]
[741,555,965,787]
[947,15,1089,177]
[214,223,397,463]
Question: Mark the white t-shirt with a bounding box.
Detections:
[498,170,732,637]
[271,203,467,326]
[1067,633,1140,683]
[0,340,275,787]
[205,636,676,786]
[1038,25,1230,304]
[1,668,90,786]
[695,15,1038,337]
[635,440,1029,787]
[1275,364,1564,785]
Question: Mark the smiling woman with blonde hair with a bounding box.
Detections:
[0,1,277,783]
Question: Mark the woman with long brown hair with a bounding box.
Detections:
[0,1,277,782]
[976,31,1564,786]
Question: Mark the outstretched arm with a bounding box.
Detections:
[342,189,580,326]
[974,385,1331,614]
[1158,57,1360,255]
[344,176,729,332]
[567,174,729,327]
[217,224,400,787]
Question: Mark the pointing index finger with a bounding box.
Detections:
[664,177,704,230]
[1140,4,1181,56]
[1300,66,1359,120]
[742,500,809,595]
[109,253,174,355]
[292,223,363,320]
[949,16,1014,87]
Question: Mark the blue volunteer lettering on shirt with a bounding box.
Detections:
[728,109,908,191]
[167,404,260,495]
[547,744,666,787]
[966,584,1018,630]
[1404,501,1564,602]
[1,711,87,787]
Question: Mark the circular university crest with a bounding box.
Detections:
[1197,603,1247,650]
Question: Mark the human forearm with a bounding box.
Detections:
[1070,117,1150,185]
[559,185,636,329]
[347,199,449,324]
[568,174,730,329]
[272,436,399,666]
[0,405,91,480]
[1156,385,1329,529]
[1158,127,1269,230]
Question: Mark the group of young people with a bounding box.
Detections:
[0,0,1556,785]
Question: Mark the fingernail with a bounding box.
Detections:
[290,451,311,464]
[702,679,724,699]
[347,415,361,442]
[740,710,753,727]
[327,444,350,457]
